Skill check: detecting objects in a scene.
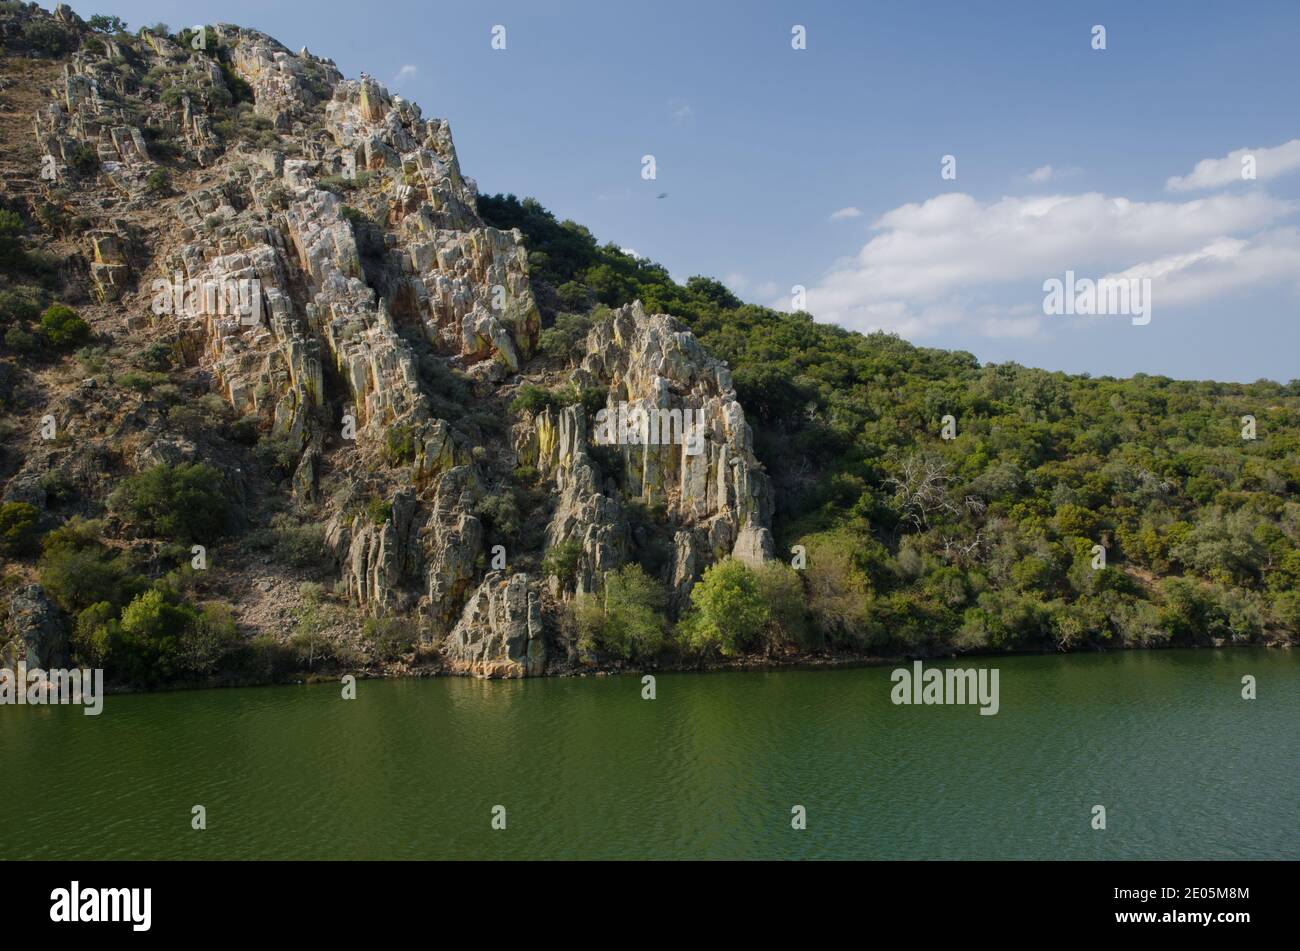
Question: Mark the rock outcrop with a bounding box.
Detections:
[11,7,775,680]
[5,586,66,669]
[517,302,775,609]
[442,572,546,678]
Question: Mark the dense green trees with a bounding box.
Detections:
[33,518,240,684]
[488,194,1300,654]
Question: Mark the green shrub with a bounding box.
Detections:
[87,15,130,34]
[108,463,230,543]
[473,492,520,540]
[555,282,592,311]
[41,515,108,555]
[178,602,239,676]
[228,414,262,445]
[795,530,875,648]
[678,558,767,657]
[538,311,594,362]
[320,176,358,193]
[39,304,91,349]
[38,470,76,506]
[4,326,40,353]
[1269,589,1300,634]
[71,601,117,666]
[271,517,329,567]
[112,587,197,684]
[0,209,25,269]
[383,424,417,466]
[753,561,811,651]
[510,384,557,416]
[68,143,100,177]
[0,286,42,325]
[541,539,582,591]
[233,634,296,680]
[291,583,334,669]
[362,616,416,662]
[143,168,171,196]
[39,530,143,614]
[116,369,168,391]
[366,497,392,526]
[339,204,367,225]
[0,502,41,555]
[573,564,667,660]
[254,436,299,476]
[22,19,74,56]
[175,26,217,53]
[553,383,605,415]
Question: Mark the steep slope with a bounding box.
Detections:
[0,5,775,682]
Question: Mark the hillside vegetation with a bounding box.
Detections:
[481,193,1300,654]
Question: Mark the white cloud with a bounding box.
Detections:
[1110,228,1300,308]
[791,189,1297,339]
[620,247,642,259]
[392,64,418,86]
[1026,164,1081,184]
[829,206,864,221]
[1165,139,1300,192]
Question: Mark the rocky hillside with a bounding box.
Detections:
[5,6,1296,689]
[0,5,774,682]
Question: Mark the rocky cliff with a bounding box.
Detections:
[0,5,773,679]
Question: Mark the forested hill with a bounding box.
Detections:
[480,193,1300,653]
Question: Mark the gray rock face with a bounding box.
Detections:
[442,572,545,678]
[7,586,66,669]
[519,302,776,610]
[519,405,627,596]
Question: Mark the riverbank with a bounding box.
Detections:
[89,636,1292,697]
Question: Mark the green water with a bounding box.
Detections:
[1,649,1295,860]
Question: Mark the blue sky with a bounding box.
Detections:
[78,1,1300,382]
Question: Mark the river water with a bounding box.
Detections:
[1,648,1295,859]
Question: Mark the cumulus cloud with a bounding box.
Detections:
[790,189,1298,339]
[1166,139,1300,191]
[1109,228,1300,308]
[829,206,864,221]
[391,64,418,86]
